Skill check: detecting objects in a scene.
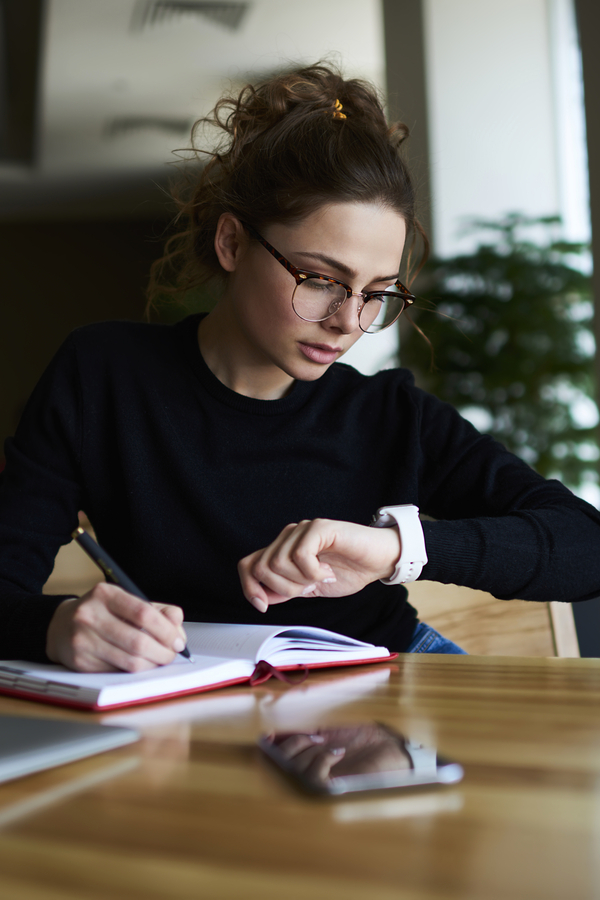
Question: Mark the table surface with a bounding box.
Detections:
[0,654,599,900]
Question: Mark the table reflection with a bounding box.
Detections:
[261,723,463,795]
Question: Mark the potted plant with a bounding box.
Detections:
[400,214,597,501]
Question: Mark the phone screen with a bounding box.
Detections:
[259,723,463,795]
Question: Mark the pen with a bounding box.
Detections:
[71,527,192,661]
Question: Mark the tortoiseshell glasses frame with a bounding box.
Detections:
[242,223,415,334]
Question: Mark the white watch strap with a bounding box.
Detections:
[370,504,427,584]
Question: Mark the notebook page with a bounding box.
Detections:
[262,645,391,666]
[185,623,297,661]
[184,623,386,663]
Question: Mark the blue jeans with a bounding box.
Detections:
[406,622,468,655]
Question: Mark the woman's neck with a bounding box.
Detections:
[197,305,295,400]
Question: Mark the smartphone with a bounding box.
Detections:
[259,722,463,796]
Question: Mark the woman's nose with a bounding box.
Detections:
[326,292,364,333]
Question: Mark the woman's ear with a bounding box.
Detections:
[214,214,247,272]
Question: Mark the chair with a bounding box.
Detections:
[407,581,580,657]
[43,536,99,598]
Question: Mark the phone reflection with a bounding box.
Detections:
[260,723,463,796]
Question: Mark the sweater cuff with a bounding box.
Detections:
[419,516,541,600]
[1,593,71,662]
[420,519,484,586]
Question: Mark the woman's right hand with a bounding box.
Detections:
[46,583,187,673]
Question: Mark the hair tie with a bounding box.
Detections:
[332,99,347,120]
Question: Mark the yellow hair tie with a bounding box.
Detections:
[332,99,347,119]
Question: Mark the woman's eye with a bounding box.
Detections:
[305,278,337,293]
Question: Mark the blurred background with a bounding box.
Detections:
[1,0,599,651]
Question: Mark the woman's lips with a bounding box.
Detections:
[298,342,342,365]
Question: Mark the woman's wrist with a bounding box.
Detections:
[376,525,402,581]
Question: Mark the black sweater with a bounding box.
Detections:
[2,314,600,661]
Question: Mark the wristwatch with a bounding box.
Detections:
[370,504,428,584]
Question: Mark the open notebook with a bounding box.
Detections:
[0,622,396,710]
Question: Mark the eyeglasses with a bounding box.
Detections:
[243,223,415,334]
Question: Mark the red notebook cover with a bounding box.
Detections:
[0,653,398,711]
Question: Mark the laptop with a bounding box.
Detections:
[0,714,139,783]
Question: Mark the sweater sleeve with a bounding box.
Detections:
[0,334,84,660]
[413,387,600,603]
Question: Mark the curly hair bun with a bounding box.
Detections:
[148,63,426,307]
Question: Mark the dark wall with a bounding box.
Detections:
[0,219,167,450]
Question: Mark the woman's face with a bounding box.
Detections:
[215,201,407,396]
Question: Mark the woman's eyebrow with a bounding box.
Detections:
[294,251,398,284]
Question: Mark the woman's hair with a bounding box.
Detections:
[147,62,428,307]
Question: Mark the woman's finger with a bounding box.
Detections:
[76,636,167,674]
[240,564,306,612]
[238,547,302,610]
[72,593,179,669]
[239,521,337,609]
[47,585,183,672]
[151,602,187,643]
[265,520,332,582]
[104,589,185,653]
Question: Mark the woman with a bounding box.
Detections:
[2,64,599,672]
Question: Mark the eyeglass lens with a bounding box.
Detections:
[292,277,408,333]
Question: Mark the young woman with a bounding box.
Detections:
[2,64,600,672]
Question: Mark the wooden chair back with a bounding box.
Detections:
[407,581,579,657]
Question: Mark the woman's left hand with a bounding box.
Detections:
[237,519,401,612]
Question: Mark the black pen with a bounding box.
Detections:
[71,527,192,661]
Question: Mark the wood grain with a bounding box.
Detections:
[407,580,579,657]
[1,656,600,899]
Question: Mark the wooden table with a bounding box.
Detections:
[0,654,599,900]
